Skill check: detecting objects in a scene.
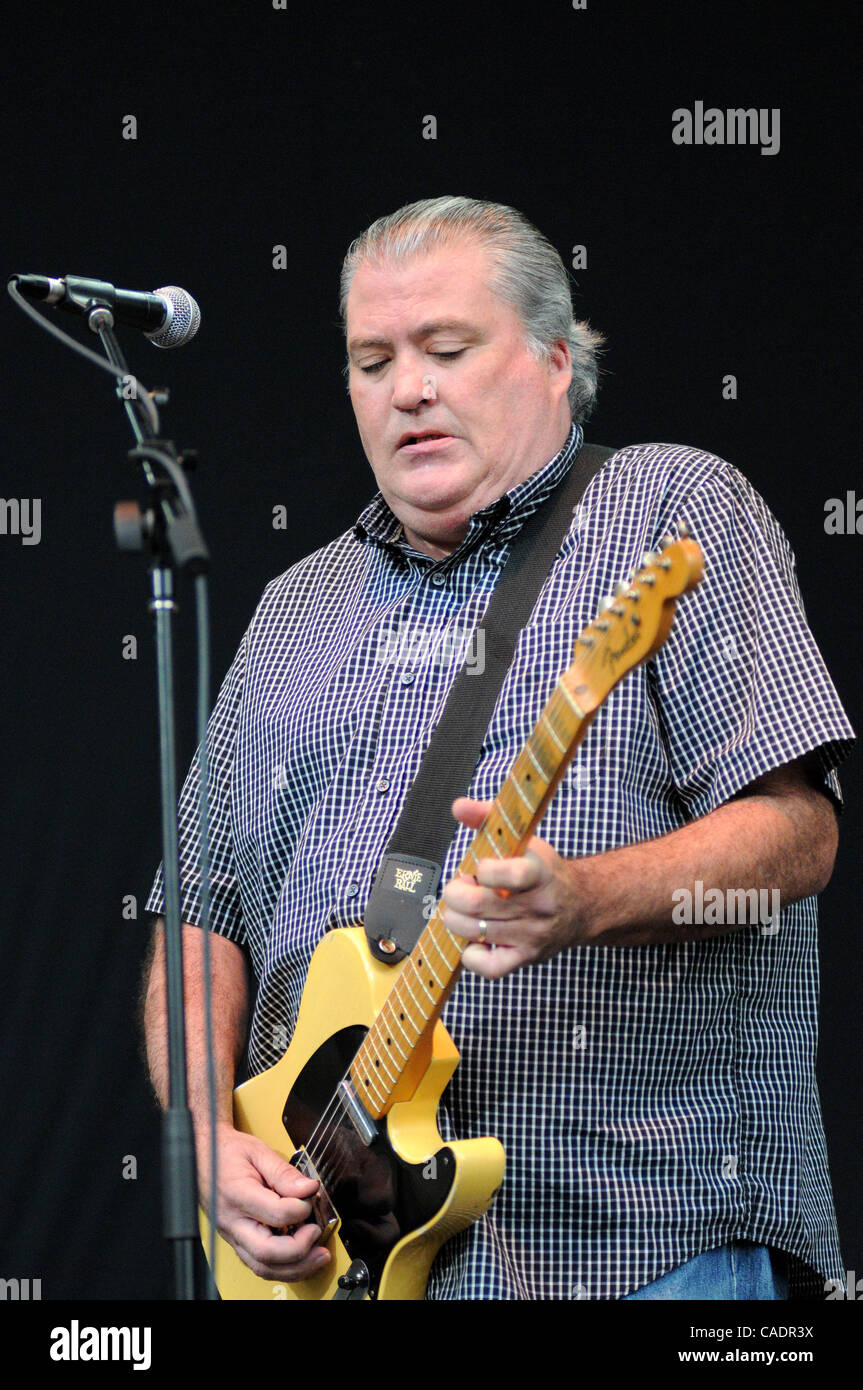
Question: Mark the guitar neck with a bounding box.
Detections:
[349,670,598,1119]
[348,532,704,1121]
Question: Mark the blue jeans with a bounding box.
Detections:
[622,1241,789,1300]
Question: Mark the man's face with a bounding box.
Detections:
[345,239,572,558]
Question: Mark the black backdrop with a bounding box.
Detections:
[1,0,859,1302]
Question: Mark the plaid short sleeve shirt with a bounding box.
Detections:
[147,422,856,1299]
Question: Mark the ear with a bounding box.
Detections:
[547,336,572,397]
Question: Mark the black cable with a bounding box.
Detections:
[7,277,160,434]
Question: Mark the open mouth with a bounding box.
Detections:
[398,432,453,450]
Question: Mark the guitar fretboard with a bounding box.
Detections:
[347,534,703,1120]
[349,674,594,1118]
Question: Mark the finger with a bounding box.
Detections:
[251,1147,319,1199]
[442,876,514,917]
[474,848,547,892]
[231,1176,316,1230]
[233,1219,332,1281]
[450,796,494,829]
[440,903,508,943]
[443,863,547,916]
[461,941,531,979]
[441,886,536,933]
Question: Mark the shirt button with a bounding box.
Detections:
[376,777,391,793]
[346,882,359,898]
[430,571,446,586]
[400,670,415,685]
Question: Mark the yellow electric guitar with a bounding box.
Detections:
[200,529,704,1300]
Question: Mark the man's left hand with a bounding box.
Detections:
[441,796,595,979]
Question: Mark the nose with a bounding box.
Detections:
[390,352,431,411]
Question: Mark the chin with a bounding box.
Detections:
[400,482,474,516]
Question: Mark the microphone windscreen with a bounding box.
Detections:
[148,286,201,348]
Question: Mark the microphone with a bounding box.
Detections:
[12,274,201,348]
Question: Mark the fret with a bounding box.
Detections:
[423,931,457,977]
[557,680,586,720]
[407,960,437,1008]
[396,971,430,1024]
[526,737,554,782]
[440,919,467,953]
[512,774,536,810]
[372,1044,398,1084]
[380,1023,407,1062]
[354,1061,387,1109]
[415,949,445,991]
[496,800,519,839]
[544,691,574,747]
[540,710,566,754]
[428,923,462,972]
[383,999,413,1051]
[359,1015,404,1078]
[475,830,504,858]
[460,844,481,871]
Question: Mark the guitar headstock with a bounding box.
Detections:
[563,527,704,710]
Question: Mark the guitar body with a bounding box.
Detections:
[200,926,506,1300]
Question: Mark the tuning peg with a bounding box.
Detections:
[659,533,674,550]
[678,520,690,538]
[641,550,658,567]
[613,580,629,596]
[596,594,615,614]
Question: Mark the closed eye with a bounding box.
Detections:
[358,349,466,375]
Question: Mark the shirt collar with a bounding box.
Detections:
[353,422,584,561]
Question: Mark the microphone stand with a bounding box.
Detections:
[89,301,210,1300]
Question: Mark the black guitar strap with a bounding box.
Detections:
[363,441,616,964]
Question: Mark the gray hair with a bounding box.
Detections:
[339,195,604,422]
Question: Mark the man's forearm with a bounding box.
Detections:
[579,773,838,946]
[144,920,249,1129]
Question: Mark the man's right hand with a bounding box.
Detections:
[198,1121,332,1283]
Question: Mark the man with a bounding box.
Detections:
[144,196,855,1300]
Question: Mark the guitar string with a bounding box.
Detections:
[300,940,448,1176]
[296,951,422,1167]
[289,969,424,1193]
[295,863,483,1183]
[293,815,545,1215]
[296,748,570,1186]
[295,799,530,1183]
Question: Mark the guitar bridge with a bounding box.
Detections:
[272,1147,340,1246]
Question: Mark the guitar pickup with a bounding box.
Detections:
[336,1078,377,1146]
[271,1147,339,1246]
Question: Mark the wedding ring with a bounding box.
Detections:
[477,919,489,944]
